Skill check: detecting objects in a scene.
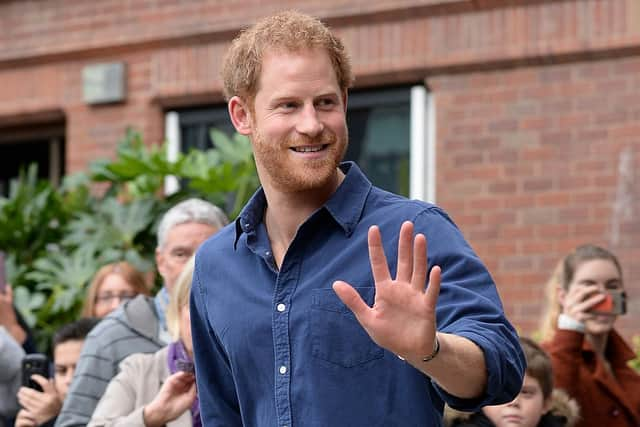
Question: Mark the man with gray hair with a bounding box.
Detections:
[56,198,228,427]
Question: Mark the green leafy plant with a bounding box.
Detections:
[2,128,258,351]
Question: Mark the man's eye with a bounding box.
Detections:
[279,102,297,110]
[317,99,336,108]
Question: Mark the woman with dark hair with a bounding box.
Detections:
[539,244,640,427]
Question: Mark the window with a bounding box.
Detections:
[0,123,65,196]
[346,87,411,196]
[166,84,432,200]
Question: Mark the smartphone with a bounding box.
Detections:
[0,251,6,293]
[589,290,627,316]
[22,353,50,392]
[176,359,194,374]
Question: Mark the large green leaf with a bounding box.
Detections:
[6,127,259,350]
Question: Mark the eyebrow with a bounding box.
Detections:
[169,246,193,252]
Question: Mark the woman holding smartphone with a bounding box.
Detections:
[539,244,640,427]
[88,257,198,427]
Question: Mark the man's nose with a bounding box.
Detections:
[296,104,324,137]
[64,369,75,385]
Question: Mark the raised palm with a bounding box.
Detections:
[333,221,441,359]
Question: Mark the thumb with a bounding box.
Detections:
[332,281,370,321]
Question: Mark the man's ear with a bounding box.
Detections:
[228,96,253,135]
[155,247,166,278]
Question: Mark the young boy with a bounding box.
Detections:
[15,318,99,427]
[447,337,580,427]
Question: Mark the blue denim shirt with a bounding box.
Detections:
[191,162,525,427]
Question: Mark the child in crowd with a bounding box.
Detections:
[15,317,99,427]
[446,337,580,427]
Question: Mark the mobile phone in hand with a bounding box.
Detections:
[176,359,195,374]
[0,251,6,293]
[22,353,50,392]
[589,290,627,316]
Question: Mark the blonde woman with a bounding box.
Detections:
[88,257,198,427]
[539,244,639,427]
[82,262,150,318]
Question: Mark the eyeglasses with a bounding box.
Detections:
[95,293,136,304]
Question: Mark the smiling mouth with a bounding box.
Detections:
[291,145,328,153]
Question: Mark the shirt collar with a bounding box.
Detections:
[234,188,266,245]
[234,161,372,247]
[324,162,372,236]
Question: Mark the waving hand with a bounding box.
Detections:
[333,221,440,360]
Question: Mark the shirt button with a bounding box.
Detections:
[279,365,287,375]
[612,409,620,416]
[265,251,271,257]
[277,303,286,312]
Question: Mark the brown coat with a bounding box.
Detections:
[543,329,640,427]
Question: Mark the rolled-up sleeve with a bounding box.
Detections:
[415,208,526,411]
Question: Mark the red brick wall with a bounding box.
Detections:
[430,57,640,339]
[0,0,638,340]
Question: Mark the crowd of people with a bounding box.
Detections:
[1,10,638,427]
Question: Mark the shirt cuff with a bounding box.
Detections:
[557,314,585,333]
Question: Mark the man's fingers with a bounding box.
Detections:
[396,221,414,284]
[15,410,37,427]
[411,233,427,292]
[333,281,371,322]
[368,226,391,285]
[17,389,39,410]
[31,374,53,392]
[425,266,441,309]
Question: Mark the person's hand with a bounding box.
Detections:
[16,375,62,425]
[333,221,441,359]
[560,283,605,323]
[16,375,63,426]
[143,371,197,427]
[15,408,38,427]
[0,285,27,344]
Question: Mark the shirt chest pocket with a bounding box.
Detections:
[310,287,384,368]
